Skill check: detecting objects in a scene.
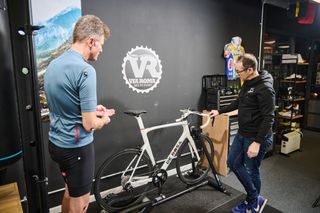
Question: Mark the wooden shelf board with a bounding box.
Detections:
[284,98,305,101]
[280,80,307,83]
[279,114,304,119]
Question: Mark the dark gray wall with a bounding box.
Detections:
[3,0,262,208]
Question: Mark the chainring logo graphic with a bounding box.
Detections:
[122,46,162,93]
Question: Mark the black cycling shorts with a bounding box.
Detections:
[49,142,95,197]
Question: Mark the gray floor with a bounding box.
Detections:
[220,130,320,213]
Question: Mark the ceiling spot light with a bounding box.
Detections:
[264,40,276,45]
[278,45,290,49]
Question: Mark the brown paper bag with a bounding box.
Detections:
[201,113,229,176]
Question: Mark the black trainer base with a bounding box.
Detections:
[117,176,230,213]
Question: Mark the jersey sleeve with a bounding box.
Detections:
[78,66,97,112]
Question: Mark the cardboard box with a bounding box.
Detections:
[0,182,22,213]
[202,112,230,176]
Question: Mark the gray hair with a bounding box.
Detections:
[237,53,258,70]
[73,15,110,43]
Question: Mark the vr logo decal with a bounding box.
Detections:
[122,46,163,93]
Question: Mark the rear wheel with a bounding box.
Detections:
[176,134,214,185]
[94,149,153,212]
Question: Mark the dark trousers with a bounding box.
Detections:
[227,133,272,204]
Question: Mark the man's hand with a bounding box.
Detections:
[105,108,115,117]
[101,114,111,125]
[247,141,260,158]
[96,105,115,117]
[209,110,219,117]
[96,105,106,117]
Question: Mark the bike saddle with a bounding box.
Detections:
[124,110,147,117]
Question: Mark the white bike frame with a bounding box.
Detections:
[125,110,211,188]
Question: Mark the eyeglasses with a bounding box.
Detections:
[236,68,248,74]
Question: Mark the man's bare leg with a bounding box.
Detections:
[62,184,70,213]
[69,192,90,213]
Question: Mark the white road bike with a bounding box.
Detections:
[94,109,215,212]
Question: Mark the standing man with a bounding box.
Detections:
[211,53,275,213]
[44,15,115,213]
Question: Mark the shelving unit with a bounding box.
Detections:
[206,92,238,110]
[305,40,320,131]
[202,74,239,110]
[272,54,306,155]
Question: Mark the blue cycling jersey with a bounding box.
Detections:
[44,49,97,148]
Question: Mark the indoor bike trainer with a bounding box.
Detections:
[94,109,231,213]
[120,131,230,213]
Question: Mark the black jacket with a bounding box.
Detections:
[219,70,275,144]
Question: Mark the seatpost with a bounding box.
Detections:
[135,115,145,130]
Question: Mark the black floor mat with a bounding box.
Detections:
[150,177,240,213]
[89,175,283,213]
